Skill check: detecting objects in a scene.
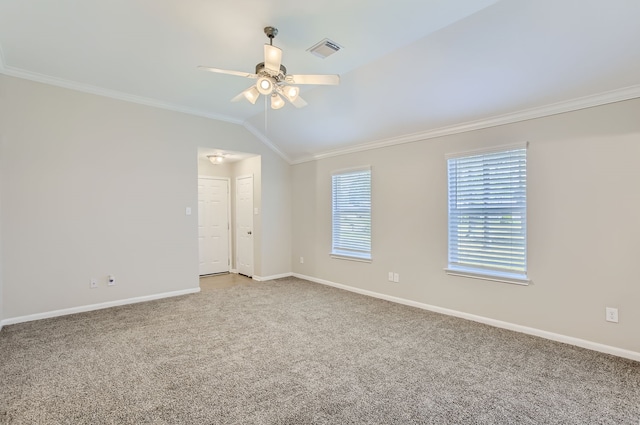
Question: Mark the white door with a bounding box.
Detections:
[198,177,230,275]
[236,175,254,277]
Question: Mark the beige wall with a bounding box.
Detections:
[0,137,3,327]
[261,153,292,277]
[0,74,291,319]
[292,98,640,353]
[2,70,637,358]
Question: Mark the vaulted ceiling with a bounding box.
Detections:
[1,0,639,163]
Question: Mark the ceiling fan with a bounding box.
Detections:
[198,26,340,109]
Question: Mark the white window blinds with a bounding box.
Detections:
[331,168,371,260]
[447,146,527,279]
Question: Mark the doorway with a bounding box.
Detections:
[197,149,259,281]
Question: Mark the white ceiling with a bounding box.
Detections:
[1,0,640,163]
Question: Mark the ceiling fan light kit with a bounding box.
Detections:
[256,76,275,95]
[282,85,300,102]
[199,26,340,109]
[242,86,260,104]
[271,93,285,110]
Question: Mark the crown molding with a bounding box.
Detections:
[0,63,244,125]
[290,84,640,164]
[0,51,293,163]
[3,39,639,168]
[1,44,298,167]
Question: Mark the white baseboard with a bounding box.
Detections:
[292,273,640,363]
[1,287,201,327]
[253,272,293,282]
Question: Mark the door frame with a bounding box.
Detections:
[197,175,231,276]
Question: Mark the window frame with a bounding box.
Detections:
[445,143,530,285]
[330,166,372,262]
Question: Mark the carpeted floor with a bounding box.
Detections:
[1,276,639,424]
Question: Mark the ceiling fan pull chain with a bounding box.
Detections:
[265,95,268,133]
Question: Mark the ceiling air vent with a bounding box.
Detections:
[307,38,342,59]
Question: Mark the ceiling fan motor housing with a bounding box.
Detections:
[255,62,287,81]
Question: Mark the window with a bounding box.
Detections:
[331,167,371,261]
[446,144,528,284]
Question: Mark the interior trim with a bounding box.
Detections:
[0,65,241,125]
[291,84,640,164]
[445,268,530,286]
[1,287,201,327]
[252,272,294,282]
[3,40,639,168]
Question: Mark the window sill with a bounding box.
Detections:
[445,267,530,286]
[330,253,372,263]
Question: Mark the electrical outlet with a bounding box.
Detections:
[388,272,394,281]
[393,273,400,283]
[299,256,304,264]
[605,307,618,323]
[90,278,98,289]
[108,275,116,286]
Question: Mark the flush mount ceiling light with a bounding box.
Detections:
[207,154,225,164]
[198,26,340,109]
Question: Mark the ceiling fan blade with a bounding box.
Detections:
[285,74,340,85]
[264,45,283,73]
[231,86,260,104]
[291,95,308,108]
[198,66,257,79]
[231,90,247,103]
